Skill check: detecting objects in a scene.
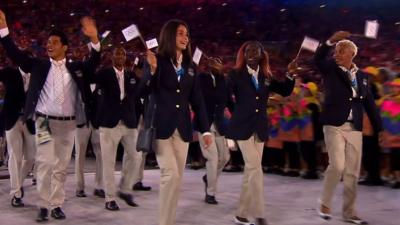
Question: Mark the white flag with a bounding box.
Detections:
[226,139,236,150]
[300,36,320,52]
[122,24,140,42]
[101,30,111,39]
[90,84,96,92]
[146,38,158,49]
[193,47,203,65]
[365,20,379,39]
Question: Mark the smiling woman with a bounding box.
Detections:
[226,41,297,225]
[143,19,212,225]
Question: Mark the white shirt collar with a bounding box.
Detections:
[172,54,183,71]
[246,65,259,77]
[113,67,125,75]
[18,67,30,76]
[50,58,66,66]
[339,63,358,75]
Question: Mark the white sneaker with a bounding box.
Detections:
[344,216,368,224]
[317,208,332,220]
[234,216,255,225]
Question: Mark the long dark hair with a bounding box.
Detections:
[234,41,272,80]
[158,19,192,66]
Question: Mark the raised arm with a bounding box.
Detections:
[0,9,36,72]
[80,17,101,76]
[314,31,351,74]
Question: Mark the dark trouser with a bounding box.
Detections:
[300,141,317,172]
[284,142,300,170]
[263,147,285,168]
[188,141,203,165]
[361,135,381,181]
[391,148,400,171]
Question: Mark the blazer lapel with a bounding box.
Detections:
[166,59,180,84]
[244,69,259,92]
[335,67,352,91]
[356,72,367,97]
[124,70,130,96]
[110,69,121,95]
[36,60,52,91]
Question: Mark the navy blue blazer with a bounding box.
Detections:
[141,55,210,142]
[0,67,35,134]
[91,68,141,129]
[0,35,101,124]
[194,72,229,136]
[314,43,382,132]
[226,68,295,141]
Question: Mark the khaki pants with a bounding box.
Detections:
[236,135,265,218]
[75,122,103,191]
[133,152,146,184]
[198,124,230,196]
[100,123,142,202]
[320,123,362,219]
[133,116,146,184]
[35,117,76,208]
[7,118,36,198]
[155,129,189,225]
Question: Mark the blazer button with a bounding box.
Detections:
[176,104,180,108]
[360,96,363,99]
[255,109,259,113]
[349,97,352,101]
[256,96,259,100]
[176,89,180,93]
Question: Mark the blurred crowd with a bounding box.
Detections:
[0,0,399,187]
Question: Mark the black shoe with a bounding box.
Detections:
[51,207,66,220]
[263,167,274,174]
[36,208,48,222]
[205,194,218,204]
[94,189,105,198]
[285,171,300,177]
[20,187,24,198]
[75,190,87,197]
[358,178,383,186]
[302,171,319,180]
[223,165,242,172]
[11,196,24,207]
[133,182,152,191]
[118,192,138,207]
[0,160,3,167]
[392,181,400,189]
[272,168,286,176]
[255,218,268,225]
[105,200,120,211]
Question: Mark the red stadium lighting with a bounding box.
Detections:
[105,9,110,13]
[320,4,326,8]
[70,12,75,16]
[197,7,202,11]
[139,7,144,11]
[280,8,286,12]
[222,3,227,6]
[22,0,28,4]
